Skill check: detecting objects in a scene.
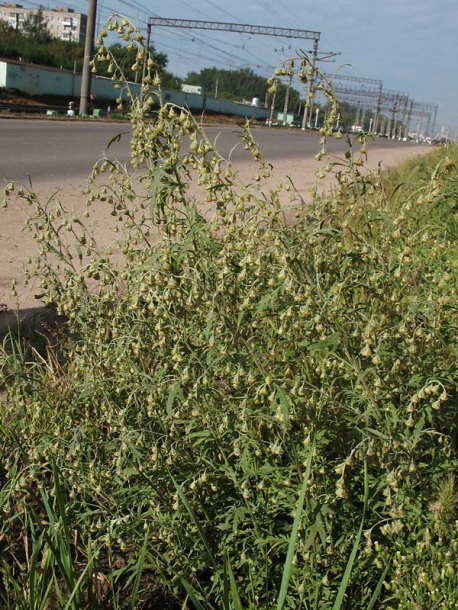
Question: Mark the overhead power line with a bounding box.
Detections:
[147,17,323,129]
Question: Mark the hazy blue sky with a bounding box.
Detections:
[26,0,458,135]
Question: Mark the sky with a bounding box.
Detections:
[27,0,458,136]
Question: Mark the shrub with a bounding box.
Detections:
[1,15,458,609]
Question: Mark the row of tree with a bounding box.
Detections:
[184,66,302,114]
[184,67,376,127]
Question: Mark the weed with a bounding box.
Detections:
[1,14,458,609]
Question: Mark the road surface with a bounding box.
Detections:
[0,119,426,186]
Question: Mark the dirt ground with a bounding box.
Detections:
[0,135,432,335]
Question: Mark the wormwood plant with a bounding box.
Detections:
[2,15,458,609]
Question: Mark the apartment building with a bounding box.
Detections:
[0,3,87,43]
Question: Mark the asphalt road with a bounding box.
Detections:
[0,118,419,186]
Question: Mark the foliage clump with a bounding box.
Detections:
[1,15,458,609]
[0,8,83,71]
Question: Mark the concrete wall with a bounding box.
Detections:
[1,60,78,97]
[206,97,268,119]
[91,75,140,102]
[0,60,147,102]
[0,59,270,120]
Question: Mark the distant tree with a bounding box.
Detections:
[0,20,83,70]
[184,66,302,113]
[22,6,51,43]
[161,71,182,90]
[0,17,12,34]
[0,23,173,85]
[186,67,267,101]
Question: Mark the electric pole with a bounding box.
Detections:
[79,0,97,115]
[141,20,152,90]
[268,82,277,126]
[282,72,293,124]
